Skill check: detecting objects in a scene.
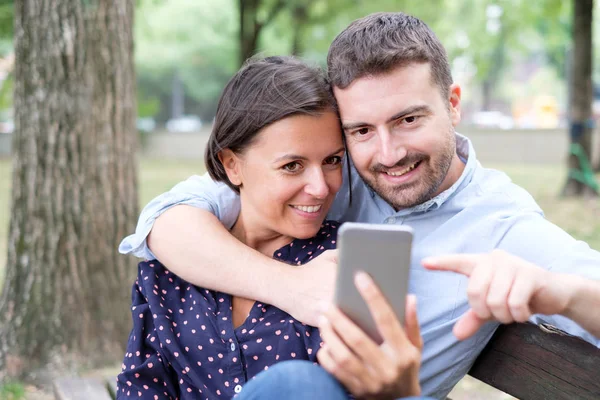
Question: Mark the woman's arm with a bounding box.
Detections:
[148,206,338,326]
[120,173,339,326]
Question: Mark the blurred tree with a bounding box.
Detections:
[135,0,237,121]
[0,0,138,381]
[239,0,288,65]
[562,0,598,197]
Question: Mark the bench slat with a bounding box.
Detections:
[468,323,600,400]
[53,377,113,400]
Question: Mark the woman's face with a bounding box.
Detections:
[223,110,344,240]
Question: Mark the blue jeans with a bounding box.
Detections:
[236,360,435,400]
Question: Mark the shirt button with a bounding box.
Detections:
[234,384,242,393]
[230,343,236,351]
[387,217,396,224]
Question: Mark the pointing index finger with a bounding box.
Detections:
[422,254,482,276]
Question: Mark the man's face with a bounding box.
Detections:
[333,63,462,210]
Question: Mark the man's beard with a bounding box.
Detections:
[358,128,456,210]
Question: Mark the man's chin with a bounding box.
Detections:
[373,183,430,210]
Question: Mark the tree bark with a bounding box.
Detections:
[0,0,138,382]
[562,0,597,197]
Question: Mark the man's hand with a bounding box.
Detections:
[422,250,575,340]
[316,272,422,399]
[284,249,338,326]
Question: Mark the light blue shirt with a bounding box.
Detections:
[120,134,600,399]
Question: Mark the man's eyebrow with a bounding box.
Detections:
[341,105,433,131]
[387,105,432,123]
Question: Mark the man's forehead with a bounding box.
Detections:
[332,64,440,121]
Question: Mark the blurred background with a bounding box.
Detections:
[1,0,600,399]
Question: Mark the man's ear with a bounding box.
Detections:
[218,149,243,187]
[448,84,462,127]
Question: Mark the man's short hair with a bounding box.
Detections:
[327,12,453,98]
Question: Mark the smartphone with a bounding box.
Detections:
[334,222,413,344]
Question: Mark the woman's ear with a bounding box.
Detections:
[218,149,243,187]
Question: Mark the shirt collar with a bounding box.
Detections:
[373,132,477,215]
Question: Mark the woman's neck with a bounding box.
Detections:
[230,211,293,257]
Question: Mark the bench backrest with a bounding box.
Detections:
[468,322,600,399]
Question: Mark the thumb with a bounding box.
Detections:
[453,309,489,340]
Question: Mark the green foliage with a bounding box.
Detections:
[0,0,13,40]
[135,0,238,118]
[0,382,25,400]
[0,70,12,110]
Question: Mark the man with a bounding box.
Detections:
[121,12,600,398]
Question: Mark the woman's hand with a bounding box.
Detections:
[316,272,422,399]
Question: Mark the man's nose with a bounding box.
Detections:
[377,130,407,167]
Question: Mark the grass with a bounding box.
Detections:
[0,158,599,399]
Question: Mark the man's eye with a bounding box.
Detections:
[403,116,418,124]
[324,156,342,165]
[283,162,301,172]
[355,127,370,135]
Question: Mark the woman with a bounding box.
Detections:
[117,56,424,400]
[117,56,345,399]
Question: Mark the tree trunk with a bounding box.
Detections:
[238,0,287,66]
[291,4,309,56]
[239,0,260,66]
[562,0,597,197]
[0,0,138,383]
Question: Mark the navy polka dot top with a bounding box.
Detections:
[116,221,339,399]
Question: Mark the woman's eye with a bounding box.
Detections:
[324,156,342,165]
[283,162,302,172]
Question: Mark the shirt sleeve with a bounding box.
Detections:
[119,174,241,259]
[496,210,600,346]
[116,267,179,399]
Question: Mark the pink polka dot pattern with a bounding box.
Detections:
[116,222,338,399]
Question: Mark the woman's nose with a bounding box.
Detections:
[304,168,330,199]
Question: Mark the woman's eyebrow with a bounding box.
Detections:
[273,154,309,163]
[327,146,346,157]
[274,146,345,164]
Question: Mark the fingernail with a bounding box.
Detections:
[422,257,437,265]
[354,271,372,289]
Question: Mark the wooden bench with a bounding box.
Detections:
[469,322,600,399]
[54,322,600,400]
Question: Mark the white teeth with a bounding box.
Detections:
[292,205,322,213]
[386,162,418,177]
